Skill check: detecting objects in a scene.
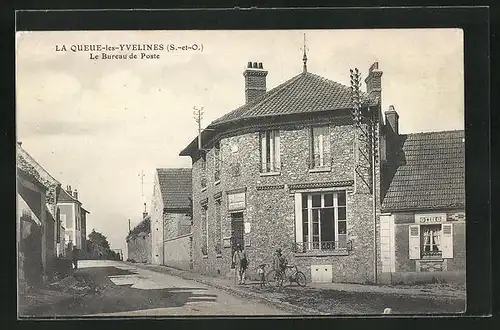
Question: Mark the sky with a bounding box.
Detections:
[15,29,464,257]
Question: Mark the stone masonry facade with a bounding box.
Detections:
[127,233,152,263]
[189,112,383,284]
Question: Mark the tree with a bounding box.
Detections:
[88,230,110,250]
[85,229,116,260]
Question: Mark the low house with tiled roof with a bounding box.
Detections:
[150,168,193,269]
[57,185,90,253]
[126,207,152,263]
[180,59,388,284]
[378,111,465,283]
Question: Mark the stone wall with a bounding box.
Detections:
[189,115,382,283]
[164,212,192,240]
[127,234,152,263]
[150,172,164,265]
[163,234,192,270]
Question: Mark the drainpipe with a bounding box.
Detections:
[372,109,378,284]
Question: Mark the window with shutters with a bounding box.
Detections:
[309,126,331,169]
[408,223,454,260]
[260,130,281,173]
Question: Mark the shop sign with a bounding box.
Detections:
[228,191,246,211]
[415,213,446,224]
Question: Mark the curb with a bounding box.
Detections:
[129,262,328,315]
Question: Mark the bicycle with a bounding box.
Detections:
[266,265,307,287]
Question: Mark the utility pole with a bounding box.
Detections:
[128,219,131,234]
[138,170,145,197]
[350,67,378,284]
[193,106,204,151]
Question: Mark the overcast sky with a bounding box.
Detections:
[16,29,464,257]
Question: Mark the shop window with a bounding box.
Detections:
[296,191,348,252]
[409,223,453,260]
[260,130,281,173]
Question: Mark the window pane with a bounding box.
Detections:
[324,193,333,206]
[302,194,308,209]
[312,211,319,235]
[338,191,346,206]
[321,208,334,242]
[338,206,346,220]
[266,132,271,168]
[302,209,309,236]
[338,234,347,249]
[338,220,347,234]
[312,195,321,207]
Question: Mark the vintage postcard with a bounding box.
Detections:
[16,28,465,317]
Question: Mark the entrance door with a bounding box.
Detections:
[231,212,244,256]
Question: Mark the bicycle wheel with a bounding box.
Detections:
[266,270,281,287]
[295,271,307,287]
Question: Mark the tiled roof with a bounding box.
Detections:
[58,188,79,203]
[17,143,60,189]
[382,130,465,211]
[211,71,377,126]
[157,168,192,210]
[127,215,151,240]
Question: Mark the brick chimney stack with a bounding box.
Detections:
[364,62,383,104]
[385,105,399,135]
[73,189,78,200]
[243,61,268,104]
[66,185,72,195]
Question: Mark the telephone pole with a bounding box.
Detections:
[128,219,131,234]
[193,106,204,151]
[138,170,146,196]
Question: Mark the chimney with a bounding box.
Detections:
[67,185,72,195]
[364,62,383,103]
[385,105,399,135]
[73,189,78,200]
[243,61,268,104]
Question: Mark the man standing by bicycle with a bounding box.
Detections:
[273,248,288,282]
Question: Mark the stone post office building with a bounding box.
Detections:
[179,60,465,284]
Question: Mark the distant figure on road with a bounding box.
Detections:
[232,243,248,285]
[72,246,79,269]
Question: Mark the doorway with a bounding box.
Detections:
[231,212,244,258]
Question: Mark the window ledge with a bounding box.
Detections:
[214,180,221,186]
[420,257,444,262]
[308,167,331,173]
[202,255,209,259]
[216,254,222,258]
[294,250,349,257]
[259,171,281,177]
